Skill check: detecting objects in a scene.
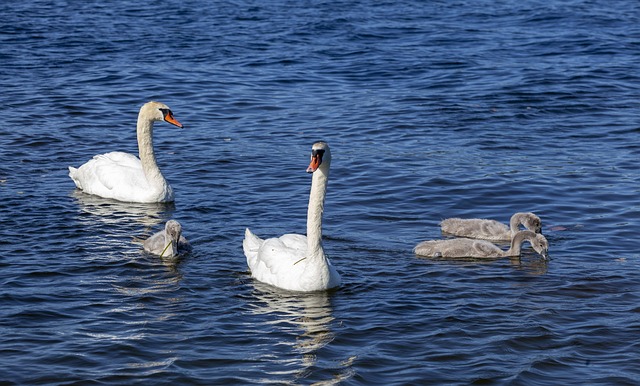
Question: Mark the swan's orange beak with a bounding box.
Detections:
[164,112,183,128]
[307,152,322,173]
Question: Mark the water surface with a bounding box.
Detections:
[1,0,639,384]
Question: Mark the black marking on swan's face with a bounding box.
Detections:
[307,148,325,173]
[159,108,183,128]
[312,148,325,159]
[307,141,330,173]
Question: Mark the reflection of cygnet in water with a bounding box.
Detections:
[143,220,190,257]
[414,230,549,259]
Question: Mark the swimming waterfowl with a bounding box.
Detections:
[143,220,190,257]
[414,230,549,259]
[440,212,542,241]
[243,141,341,292]
[69,101,183,203]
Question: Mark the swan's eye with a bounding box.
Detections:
[312,149,325,157]
[159,108,171,118]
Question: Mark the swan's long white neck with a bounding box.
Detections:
[136,112,167,188]
[306,159,330,261]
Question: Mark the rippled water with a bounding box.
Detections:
[1,0,639,384]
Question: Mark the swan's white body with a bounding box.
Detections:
[243,142,341,292]
[68,101,183,203]
[440,212,542,241]
[143,220,190,257]
[414,230,549,259]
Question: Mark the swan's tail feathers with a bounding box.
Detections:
[68,166,82,189]
[243,228,263,252]
[243,228,263,267]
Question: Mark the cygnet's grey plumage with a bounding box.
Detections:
[440,212,542,241]
[143,220,190,257]
[414,230,549,259]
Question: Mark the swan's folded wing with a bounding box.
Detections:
[91,152,145,191]
[256,234,307,274]
[277,233,307,251]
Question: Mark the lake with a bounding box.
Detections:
[1,0,639,384]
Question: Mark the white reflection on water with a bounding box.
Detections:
[86,265,184,374]
[247,282,355,385]
[71,190,175,229]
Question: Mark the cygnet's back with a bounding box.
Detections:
[414,238,504,258]
[414,230,549,259]
[440,212,542,241]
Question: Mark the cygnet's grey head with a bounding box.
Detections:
[523,213,543,234]
[165,220,182,242]
[162,220,182,257]
[531,233,549,259]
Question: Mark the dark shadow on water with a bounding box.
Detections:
[415,253,549,275]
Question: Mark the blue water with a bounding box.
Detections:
[1,0,639,384]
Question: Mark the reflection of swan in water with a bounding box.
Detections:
[250,282,334,353]
[71,189,173,228]
[248,282,355,384]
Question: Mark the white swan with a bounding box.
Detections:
[243,141,341,292]
[440,212,542,241]
[414,230,549,259]
[68,101,183,203]
[143,220,190,257]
